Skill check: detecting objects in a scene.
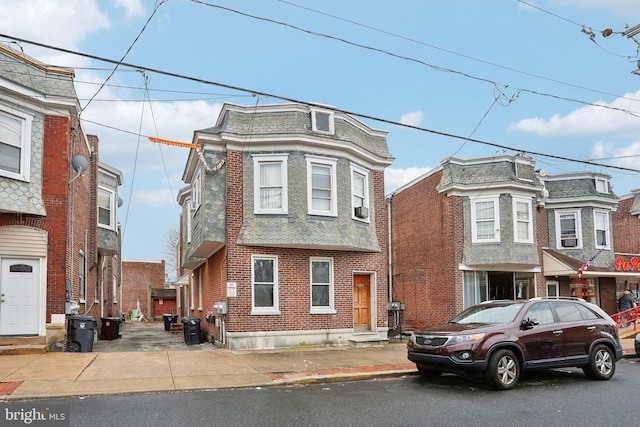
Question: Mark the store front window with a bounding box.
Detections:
[463,271,536,309]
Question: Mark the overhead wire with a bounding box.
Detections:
[2,33,640,174]
[141,71,180,216]
[80,0,168,116]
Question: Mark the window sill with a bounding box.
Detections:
[251,309,281,316]
[310,309,337,315]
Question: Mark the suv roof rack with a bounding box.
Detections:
[529,296,586,302]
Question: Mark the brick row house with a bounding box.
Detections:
[177,102,394,350]
[0,45,123,352]
[388,154,640,331]
[613,189,640,296]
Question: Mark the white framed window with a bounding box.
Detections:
[253,154,288,214]
[594,209,610,249]
[311,109,334,134]
[310,257,335,314]
[513,196,533,243]
[98,186,117,230]
[79,250,86,302]
[471,196,500,243]
[192,168,202,211]
[251,255,280,315]
[595,177,608,194]
[0,106,32,181]
[463,270,488,309]
[185,197,192,243]
[351,164,370,221]
[306,155,337,216]
[555,209,582,249]
[546,280,559,298]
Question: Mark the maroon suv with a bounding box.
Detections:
[407,297,623,390]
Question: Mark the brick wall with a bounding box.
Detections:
[390,170,463,330]
[613,197,640,255]
[201,149,389,337]
[121,260,165,318]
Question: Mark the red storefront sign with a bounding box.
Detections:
[614,256,640,272]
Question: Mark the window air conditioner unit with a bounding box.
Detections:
[354,206,369,219]
[561,238,577,248]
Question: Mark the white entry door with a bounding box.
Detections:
[0,259,40,335]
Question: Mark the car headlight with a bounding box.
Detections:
[451,333,485,344]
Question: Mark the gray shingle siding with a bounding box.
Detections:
[0,103,45,215]
[238,151,380,251]
[461,194,539,266]
[184,150,227,261]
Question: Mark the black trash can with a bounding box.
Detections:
[100,317,119,340]
[70,315,96,352]
[163,314,178,332]
[182,316,201,345]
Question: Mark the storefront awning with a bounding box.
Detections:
[543,249,640,280]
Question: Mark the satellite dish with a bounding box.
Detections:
[71,154,89,176]
[117,197,124,207]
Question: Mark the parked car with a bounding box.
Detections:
[407,297,623,390]
[635,332,640,357]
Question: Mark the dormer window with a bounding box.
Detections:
[595,177,608,194]
[311,109,334,134]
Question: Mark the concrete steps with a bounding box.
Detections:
[0,336,48,355]
[349,334,389,348]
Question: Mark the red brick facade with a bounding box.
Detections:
[121,260,165,319]
[390,170,464,329]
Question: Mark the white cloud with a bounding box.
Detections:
[590,140,640,170]
[400,110,424,127]
[550,0,640,16]
[385,166,432,194]
[130,187,177,209]
[0,0,110,66]
[508,90,640,137]
[114,0,146,20]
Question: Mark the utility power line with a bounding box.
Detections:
[1,32,639,174]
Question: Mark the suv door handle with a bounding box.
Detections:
[586,326,596,331]
[553,329,563,335]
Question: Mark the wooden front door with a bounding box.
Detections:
[353,274,371,331]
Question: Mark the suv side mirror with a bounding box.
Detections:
[521,318,539,330]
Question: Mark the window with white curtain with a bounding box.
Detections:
[0,106,32,181]
[253,154,288,214]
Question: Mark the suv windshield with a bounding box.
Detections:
[449,303,524,324]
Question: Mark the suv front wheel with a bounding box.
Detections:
[582,344,615,380]
[485,349,520,390]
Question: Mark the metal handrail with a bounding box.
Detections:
[611,306,640,331]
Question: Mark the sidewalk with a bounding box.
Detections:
[0,322,636,401]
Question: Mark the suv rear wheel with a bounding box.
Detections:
[582,344,615,380]
[485,349,520,390]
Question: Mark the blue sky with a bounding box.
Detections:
[2,0,640,270]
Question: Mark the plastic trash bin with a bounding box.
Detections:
[100,317,119,340]
[163,314,178,332]
[69,315,96,352]
[182,316,201,345]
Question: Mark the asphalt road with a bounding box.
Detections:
[8,358,640,427]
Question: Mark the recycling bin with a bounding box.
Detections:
[100,317,119,340]
[163,314,178,332]
[182,316,201,345]
[70,315,97,352]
